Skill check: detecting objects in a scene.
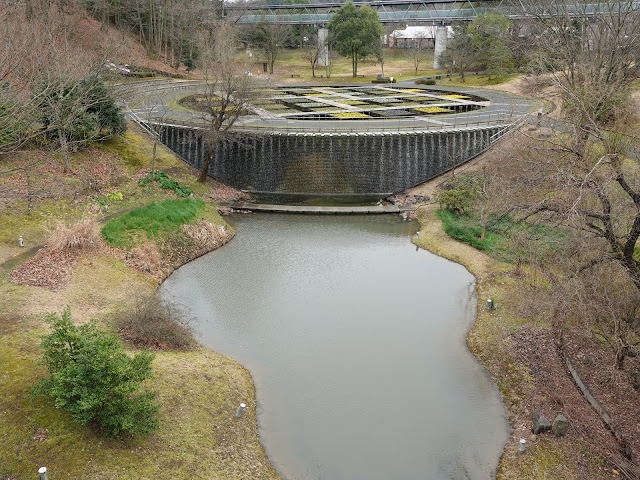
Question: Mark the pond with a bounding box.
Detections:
[160,214,508,480]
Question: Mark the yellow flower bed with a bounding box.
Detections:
[330,112,370,119]
[414,106,451,114]
[336,100,368,105]
[440,94,469,99]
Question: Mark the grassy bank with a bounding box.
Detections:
[413,204,613,479]
[264,47,439,82]
[0,125,280,480]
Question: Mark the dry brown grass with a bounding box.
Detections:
[181,220,232,249]
[126,237,164,275]
[113,294,197,350]
[48,218,102,251]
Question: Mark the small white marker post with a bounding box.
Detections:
[236,403,246,418]
[38,467,49,480]
[519,439,526,453]
[18,236,24,247]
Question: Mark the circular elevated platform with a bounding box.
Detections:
[118,79,535,196]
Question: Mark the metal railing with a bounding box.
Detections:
[132,109,525,135]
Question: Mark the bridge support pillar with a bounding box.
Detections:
[433,25,448,69]
[318,27,329,67]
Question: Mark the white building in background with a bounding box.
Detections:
[387,25,454,48]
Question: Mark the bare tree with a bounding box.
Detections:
[133,93,173,176]
[437,24,476,82]
[567,261,640,370]
[0,1,122,165]
[251,21,291,75]
[196,21,255,183]
[410,29,429,75]
[516,0,640,291]
[303,31,321,78]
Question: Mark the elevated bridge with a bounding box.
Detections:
[224,0,637,24]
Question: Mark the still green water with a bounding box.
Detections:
[160,214,508,480]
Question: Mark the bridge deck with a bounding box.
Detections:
[221,202,416,214]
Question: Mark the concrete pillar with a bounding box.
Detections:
[318,27,329,67]
[433,25,448,69]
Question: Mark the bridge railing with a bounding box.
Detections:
[227,2,640,24]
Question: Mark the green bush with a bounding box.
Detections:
[138,170,194,198]
[34,75,126,143]
[101,198,204,248]
[437,175,480,214]
[183,57,196,72]
[32,308,160,437]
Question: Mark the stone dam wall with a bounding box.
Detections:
[157,125,504,195]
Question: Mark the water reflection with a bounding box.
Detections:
[161,214,507,480]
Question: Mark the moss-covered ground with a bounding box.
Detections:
[0,124,280,480]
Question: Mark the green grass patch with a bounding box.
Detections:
[436,209,503,253]
[102,198,204,248]
[99,128,179,172]
[0,310,278,480]
[436,208,568,263]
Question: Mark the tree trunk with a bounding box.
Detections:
[198,149,213,183]
[58,129,71,173]
[615,345,628,370]
[151,138,158,175]
[352,48,358,77]
[148,0,155,57]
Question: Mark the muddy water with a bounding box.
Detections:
[160,214,508,480]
